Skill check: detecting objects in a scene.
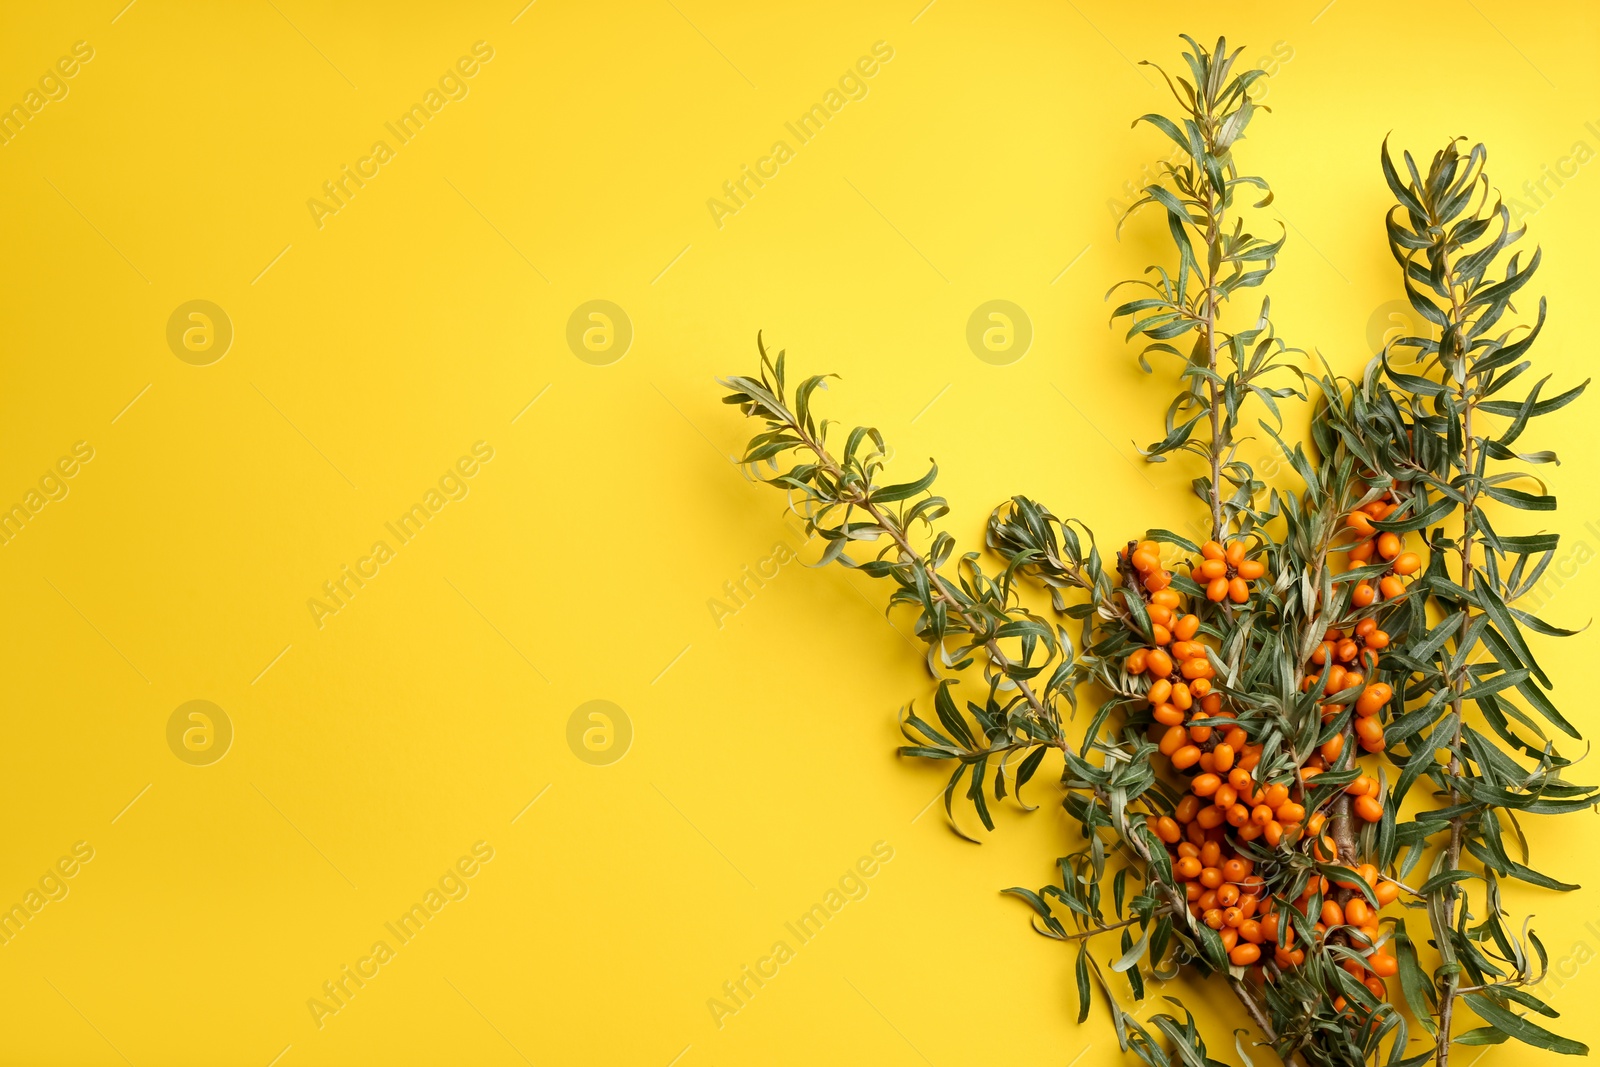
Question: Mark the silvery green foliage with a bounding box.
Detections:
[720,39,1593,1067]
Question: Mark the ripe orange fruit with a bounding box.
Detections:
[1392,551,1421,576]
[1355,717,1384,746]
[1354,795,1383,822]
[1356,683,1392,716]
[1229,943,1261,965]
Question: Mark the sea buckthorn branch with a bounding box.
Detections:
[1355,138,1596,1063]
[720,340,1072,838]
[1111,35,1301,545]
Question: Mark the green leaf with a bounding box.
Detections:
[1464,992,1589,1056]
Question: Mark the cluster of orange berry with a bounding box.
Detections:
[1344,496,1420,607]
[1190,539,1265,603]
[1125,536,1406,1001]
[1145,762,1403,993]
[1302,619,1393,760]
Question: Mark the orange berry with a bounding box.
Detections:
[1320,734,1345,762]
[1237,559,1265,580]
[1379,575,1405,600]
[1321,900,1345,927]
[1263,784,1290,809]
[1351,582,1376,607]
[1201,540,1225,561]
[1159,725,1187,756]
[1229,943,1261,966]
[1152,589,1181,609]
[1354,795,1383,822]
[1206,576,1229,602]
[1349,541,1375,563]
[1151,623,1172,645]
[1392,552,1421,576]
[1364,976,1388,1000]
[1263,820,1284,847]
[1132,549,1160,573]
[1345,899,1373,926]
[1175,856,1202,880]
[1196,805,1225,829]
[1172,745,1202,770]
[1173,613,1200,641]
[1174,795,1200,823]
[1153,703,1185,726]
[1376,532,1400,560]
[1126,648,1148,674]
[1200,867,1224,890]
[1355,717,1385,746]
[1212,743,1235,773]
[1375,881,1400,906]
[1228,577,1250,603]
[1369,952,1398,978]
[1217,884,1241,908]
[1147,678,1173,706]
[1275,801,1306,824]
[1346,512,1375,536]
[1213,784,1238,809]
[1146,649,1173,678]
[1191,773,1222,797]
[1356,682,1392,716]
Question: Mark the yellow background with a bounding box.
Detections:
[2,1,1597,1064]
